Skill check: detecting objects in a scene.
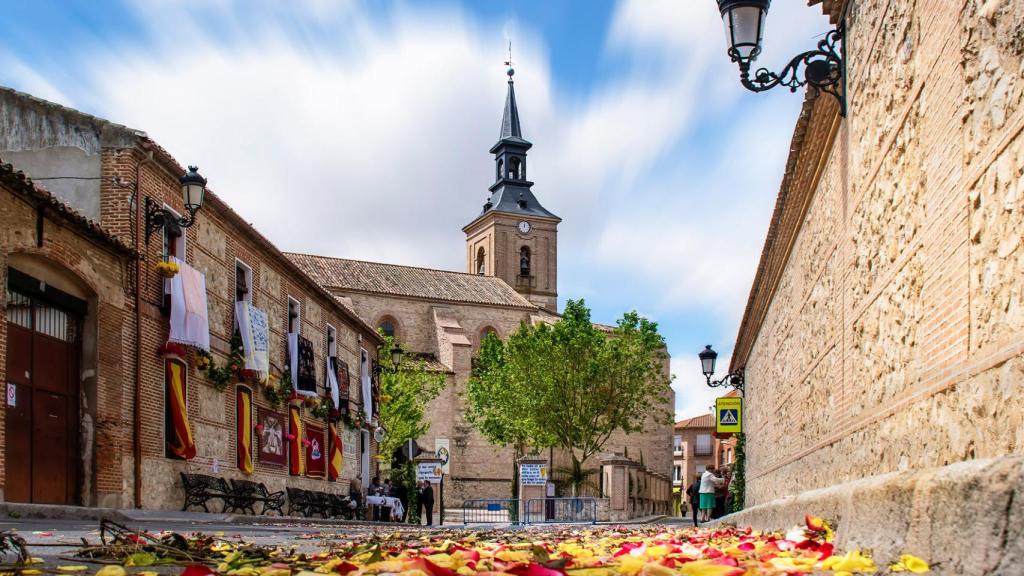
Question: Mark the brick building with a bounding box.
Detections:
[289,69,675,505]
[1,87,383,508]
[727,0,1024,540]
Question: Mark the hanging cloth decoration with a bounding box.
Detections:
[360,351,373,423]
[167,256,210,352]
[305,425,326,478]
[166,359,196,460]
[289,333,317,394]
[289,405,304,476]
[236,387,254,475]
[235,302,269,382]
[327,356,340,409]
[328,424,343,481]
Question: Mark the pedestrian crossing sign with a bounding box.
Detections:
[716,396,742,434]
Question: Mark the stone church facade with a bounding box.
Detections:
[291,69,674,505]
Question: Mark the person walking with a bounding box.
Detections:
[685,474,701,527]
[699,466,724,523]
[418,480,435,526]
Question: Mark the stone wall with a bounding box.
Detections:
[738,0,1024,505]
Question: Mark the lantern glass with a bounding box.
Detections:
[390,345,403,370]
[720,1,768,62]
[179,166,208,213]
[699,345,717,377]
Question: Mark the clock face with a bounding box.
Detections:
[518,221,532,234]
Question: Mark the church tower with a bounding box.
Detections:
[463,65,560,311]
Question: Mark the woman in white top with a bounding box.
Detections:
[698,466,724,522]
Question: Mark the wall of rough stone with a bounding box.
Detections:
[742,0,1024,505]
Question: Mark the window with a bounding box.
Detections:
[327,324,337,357]
[162,206,185,260]
[673,435,683,454]
[235,260,252,303]
[510,157,521,179]
[673,465,682,483]
[378,316,397,338]
[287,296,301,334]
[519,246,531,277]
[496,159,504,181]
[695,434,713,456]
[476,247,486,275]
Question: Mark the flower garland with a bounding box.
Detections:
[263,368,293,409]
[154,260,180,278]
[195,332,245,393]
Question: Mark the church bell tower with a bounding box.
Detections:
[463,65,560,311]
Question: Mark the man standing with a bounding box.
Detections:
[419,480,435,526]
[685,474,702,527]
[699,466,724,523]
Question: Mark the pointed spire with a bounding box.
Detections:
[500,67,523,140]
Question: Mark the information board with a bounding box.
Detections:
[417,462,443,482]
[520,463,548,486]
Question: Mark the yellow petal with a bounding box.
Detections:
[56,567,89,572]
[676,560,743,576]
[899,555,930,573]
[96,567,127,576]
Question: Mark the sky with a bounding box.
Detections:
[0,0,831,421]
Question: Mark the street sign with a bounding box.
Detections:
[716,396,742,434]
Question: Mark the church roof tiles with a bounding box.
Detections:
[286,253,539,310]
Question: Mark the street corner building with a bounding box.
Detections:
[726,0,1024,568]
[0,86,385,509]
[287,69,675,506]
[0,69,674,511]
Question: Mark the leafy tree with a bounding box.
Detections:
[376,335,445,460]
[467,299,673,495]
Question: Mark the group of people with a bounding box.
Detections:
[683,466,732,525]
[360,476,435,525]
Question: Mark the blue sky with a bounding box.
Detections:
[0,0,831,419]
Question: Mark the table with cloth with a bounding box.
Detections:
[365,495,404,521]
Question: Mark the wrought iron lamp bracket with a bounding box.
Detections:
[732,25,846,115]
[144,196,197,243]
[706,367,745,395]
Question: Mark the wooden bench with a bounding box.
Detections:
[180,473,237,513]
[230,479,285,516]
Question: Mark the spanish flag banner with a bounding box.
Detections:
[166,359,196,460]
[328,424,343,481]
[236,387,254,475]
[289,405,304,476]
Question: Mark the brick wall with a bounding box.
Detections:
[738,0,1024,505]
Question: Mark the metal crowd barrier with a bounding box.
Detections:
[523,497,598,524]
[462,499,520,525]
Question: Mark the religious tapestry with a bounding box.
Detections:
[333,358,350,411]
[165,358,196,460]
[289,406,304,476]
[296,335,316,394]
[236,386,254,474]
[256,407,287,466]
[305,424,326,478]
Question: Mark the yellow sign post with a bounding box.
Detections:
[716,396,742,434]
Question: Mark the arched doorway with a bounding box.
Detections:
[5,266,86,504]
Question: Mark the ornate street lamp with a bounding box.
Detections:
[715,0,846,115]
[698,345,745,394]
[373,345,403,377]
[145,165,208,242]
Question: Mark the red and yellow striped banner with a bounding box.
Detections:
[166,359,196,460]
[236,387,254,475]
[289,405,304,476]
[328,424,343,481]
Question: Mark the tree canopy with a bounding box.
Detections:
[376,335,446,459]
[466,299,673,479]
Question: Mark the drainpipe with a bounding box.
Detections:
[133,150,154,508]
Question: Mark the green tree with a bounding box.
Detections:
[467,299,673,495]
[376,335,445,460]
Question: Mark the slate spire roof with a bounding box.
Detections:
[499,71,525,143]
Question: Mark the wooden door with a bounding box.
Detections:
[4,288,80,504]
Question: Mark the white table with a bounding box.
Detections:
[366,495,404,521]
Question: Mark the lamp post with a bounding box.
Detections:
[715,0,846,115]
[373,345,403,377]
[145,165,208,242]
[698,345,745,395]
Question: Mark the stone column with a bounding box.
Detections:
[518,455,549,524]
[414,455,444,526]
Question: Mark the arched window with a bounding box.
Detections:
[510,157,521,180]
[476,247,486,275]
[377,316,398,338]
[519,246,531,277]
[496,159,504,181]
[480,326,498,344]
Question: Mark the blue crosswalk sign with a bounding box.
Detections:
[719,409,738,425]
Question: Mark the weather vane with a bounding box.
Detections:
[505,40,515,77]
